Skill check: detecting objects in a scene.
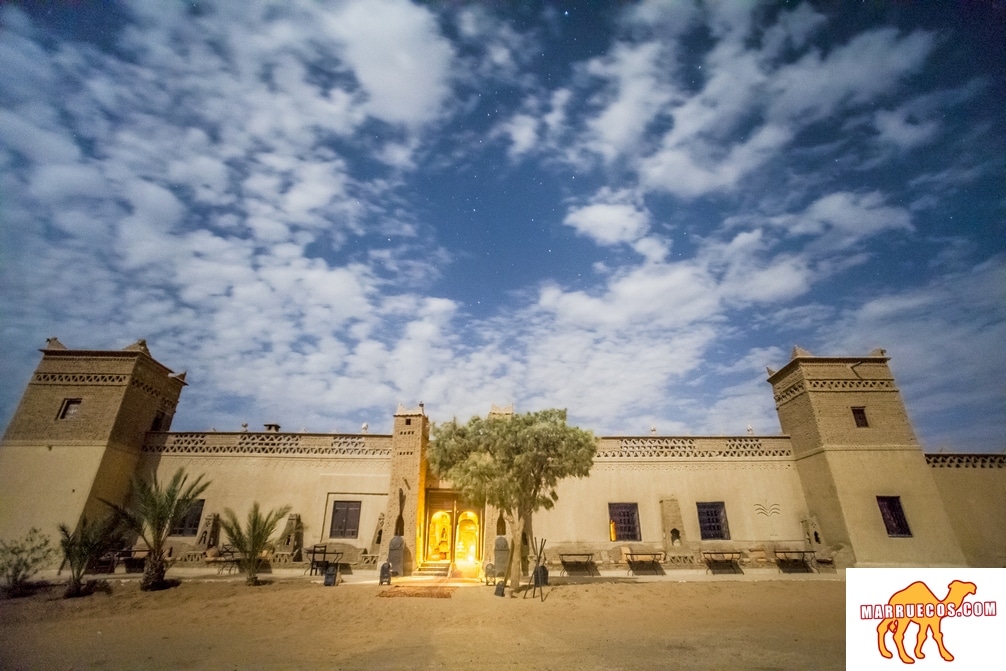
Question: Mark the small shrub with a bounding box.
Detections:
[0,528,56,597]
[59,516,120,598]
[220,503,291,586]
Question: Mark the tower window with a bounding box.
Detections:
[877,496,912,537]
[150,411,167,432]
[329,501,362,538]
[608,503,640,541]
[852,407,869,428]
[697,502,730,540]
[58,398,82,420]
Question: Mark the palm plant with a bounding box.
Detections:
[219,503,291,586]
[104,468,210,591]
[59,516,120,598]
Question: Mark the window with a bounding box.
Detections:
[697,502,730,540]
[852,407,869,428]
[608,503,640,541]
[877,496,912,537]
[171,499,205,536]
[329,501,361,538]
[58,398,82,420]
[150,411,167,432]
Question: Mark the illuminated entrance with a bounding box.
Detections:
[423,491,481,567]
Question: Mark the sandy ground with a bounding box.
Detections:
[0,569,845,670]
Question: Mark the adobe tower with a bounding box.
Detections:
[768,347,966,567]
[378,404,429,575]
[0,339,185,539]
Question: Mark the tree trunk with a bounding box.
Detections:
[502,510,524,596]
[501,506,536,596]
[141,553,167,591]
[245,556,261,586]
[524,512,535,570]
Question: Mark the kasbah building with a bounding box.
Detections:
[1,337,1003,577]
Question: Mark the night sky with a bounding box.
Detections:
[1,1,1003,451]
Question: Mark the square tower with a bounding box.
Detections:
[768,347,965,567]
[0,339,186,539]
[378,404,428,575]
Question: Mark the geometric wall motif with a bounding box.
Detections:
[926,454,1006,469]
[774,378,895,404]
[141,432,391,457]
[32,373,128,385]
[598,437,793,459]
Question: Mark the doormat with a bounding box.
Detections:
[378,586,455,599]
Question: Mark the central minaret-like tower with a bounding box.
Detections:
[378,404,428,575]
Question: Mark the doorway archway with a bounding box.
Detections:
[423,491,481,567]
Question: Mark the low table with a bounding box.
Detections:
[701,551,743,574]
[558,553,595,576]
[304,549,343,576]
[775,550,817,573]
[626,552,664,575]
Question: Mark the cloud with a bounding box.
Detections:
[322,0,455,128]
[767,28,934,124]
[873,108,940,150]
[769,191,914,251]
[582,41,675,163]
[563,189,651,246]
[0,109,81,164]
[498,113,540,159]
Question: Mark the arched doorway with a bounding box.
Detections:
[423,491,481,567]
[426,510,452,561]
[455,511,479,563]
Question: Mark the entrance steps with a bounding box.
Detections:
[415,562,451,577]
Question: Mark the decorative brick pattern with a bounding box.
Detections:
[773,380,805,405]
[130,378,163,399]
[774,378,895,404]
[926,454,1006,469]
[597,436,793,459]
[142,432,392,457]
[806,379,895,391]
[32,373,128,385]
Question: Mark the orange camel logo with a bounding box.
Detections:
[876,580,977,664]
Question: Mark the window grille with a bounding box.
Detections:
[877,496,912,537]
[608,503,640,541]
[697,502,730,540]
[330,501,362,538]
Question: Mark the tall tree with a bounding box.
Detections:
[104,468,210,591]
[219,502,291,586]
[429,408,595,594]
